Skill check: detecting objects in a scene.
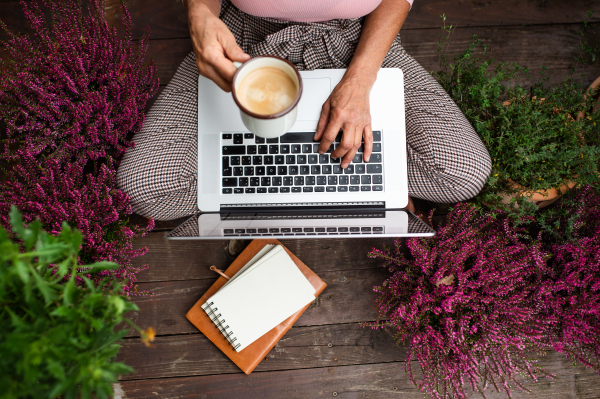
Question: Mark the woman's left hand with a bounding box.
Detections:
[314,74,375,168]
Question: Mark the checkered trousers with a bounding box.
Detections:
[116,0,491,220]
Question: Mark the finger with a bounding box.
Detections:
[340,125,362,169]
[331,123,356,161]
[199,61,232,92]
[222,35,250,63]
[318,116,342,155]
[362,124,373,163]
[314,99,331,141]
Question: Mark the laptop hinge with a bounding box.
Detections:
[220,201,385,213]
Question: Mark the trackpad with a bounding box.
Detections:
[201,134,219,194]
[297,78,331,121]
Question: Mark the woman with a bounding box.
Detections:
[117,0,491,220]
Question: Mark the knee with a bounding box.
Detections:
[451,144,492,202]
[116,149,158,218]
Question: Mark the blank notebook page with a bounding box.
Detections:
[206,245,316,352]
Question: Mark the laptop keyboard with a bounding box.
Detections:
[223,226,384,236]
[221,132,383,194]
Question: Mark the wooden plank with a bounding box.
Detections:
[144,24,600,88]
[125,268,388,337]
[117,323,408,380]
[131,233,395,283]
[116,351,600,399]
[103,0,600,40]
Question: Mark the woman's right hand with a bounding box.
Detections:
[186,1,250,92]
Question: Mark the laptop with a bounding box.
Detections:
[166,68,435,239]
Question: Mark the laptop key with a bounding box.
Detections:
[286,155,296,164]
[344,165,354,174]
[338,186,348,192]
[313,144,320,153]
[264,156,273,165]
[280,132,315,143]
[373,175,382,184]
[349,186,359,191]
[258,145,268,154]
[368,153,382,163]
[223,167,232,176]
[222,188,232,194]
[339,176,349,185]
[230,156,240,165]
[269,145,279,154]
[306,176,315,185]
[304,228,314,232]
[373,227,383,232]
[245,188,255,193]
[372,131,381,142]
[242,156,251,165]
[250,177,260,186]
[255,136,265,144]
[350,227,360,232]
[326,186,336,192]
[233,167,243,176]
[258,228,268,233]
[315,186,325,192]
[291,144,301,153]
[302,144,312,153]
[372,143,382,152]
[297,155,307,164]
[280,187,290,193]
[269,228,280,233]
[222,146,245,155]
[300,165,310,175]
[272,177,282,186]
[327,227,337,232]
[319,154,329,164]
[350,175,360,184]
[292,187,301,193]
[275,155,285,164]
[361,186,371,191]
[294,176,304,186]
[257,187,267,193]
[222,157,229,168]
[322,165,332,174]
[311,165,321,175]
[244,166,254,176]
[224,229,234,234]
[256,166,265,175]
[317,176,326,185]
[328,176,338,185]
[289,166,299,175]
[267,137,279,143]
[315,228,326,232]
[280,144,290,154]
[361,175,371,184]
[222,178,237,187]
[352,153,363,163]
[233,133,243,144]
[252,156,262,165]
[338,227,348,232]
[222,133,232,140]
[303,187,313,192]
[361,227,372,232]
[333,165,343,174]
[246,229,257,233]
[356,165,366,174]
[283,177,293,186]
[239,177,248,186]
[281,228,291,233]
[261,177,271,186]
[373,185,383,191]
[278,166,287,175]
[267,166,276,175]
[308,154,318,164]
[234,188,243,194]
[244,133,254,139]
[268,187,278,193]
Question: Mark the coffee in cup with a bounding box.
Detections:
[236,67,298,116]
[232,56,303,138]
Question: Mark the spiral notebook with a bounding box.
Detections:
[201,244,317,352]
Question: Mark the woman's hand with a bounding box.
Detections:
[186,2,250,92]
[314,74,375,168]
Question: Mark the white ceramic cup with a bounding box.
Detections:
[231,56,303,138]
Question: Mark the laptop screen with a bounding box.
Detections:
[166,210,435,239]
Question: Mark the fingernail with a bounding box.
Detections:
[365,156,370,162]
[313,134,318,140]
[318,151,324,155]
[342,163,348,169]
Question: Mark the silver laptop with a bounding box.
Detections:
[166,68,435,239]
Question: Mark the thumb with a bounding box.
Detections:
[222,36,250,62]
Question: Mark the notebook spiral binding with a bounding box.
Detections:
[202,302,242,351]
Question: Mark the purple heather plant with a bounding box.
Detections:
[365,203,553,399]
[0,152,154,295]
[0,0,158,165]
[539,186,600,372]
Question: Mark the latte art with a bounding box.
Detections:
[237,67,298,115]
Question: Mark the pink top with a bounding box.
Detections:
[229,0,413,23]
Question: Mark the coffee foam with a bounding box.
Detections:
[236,67,297,116]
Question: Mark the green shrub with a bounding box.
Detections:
[0,206,143,399]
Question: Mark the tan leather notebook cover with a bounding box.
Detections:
[185,239,327,375]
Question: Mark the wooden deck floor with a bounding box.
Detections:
[2,0,600,398]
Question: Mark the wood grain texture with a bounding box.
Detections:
[117,323,408,380]
[125,268,388,337]
[102,0,600,40]
[143,23,600,87]
[131,232,396,283]
[117,352,600,399]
